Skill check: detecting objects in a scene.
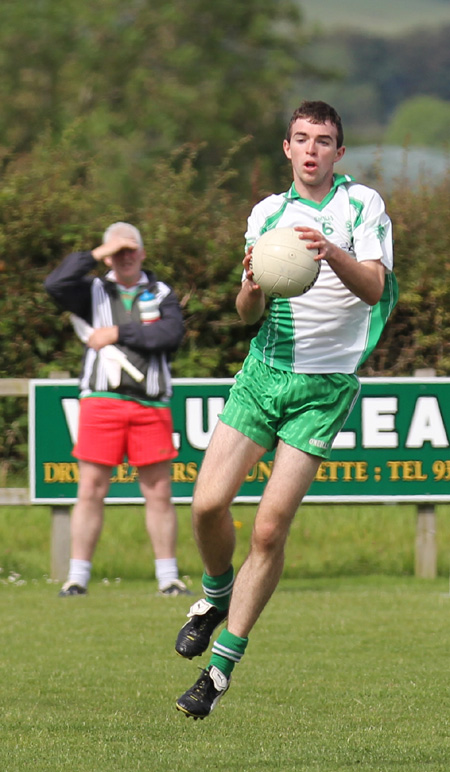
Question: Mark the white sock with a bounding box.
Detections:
[155,558,179,589]
[67,559,92,589]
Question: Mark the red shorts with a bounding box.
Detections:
[73,397,178,467]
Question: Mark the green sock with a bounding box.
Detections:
[210,628,249,678]
[202,566,234,611]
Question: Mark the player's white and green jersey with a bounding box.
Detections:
[245,174,398,374]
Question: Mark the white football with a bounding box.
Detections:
[250,227,320,298]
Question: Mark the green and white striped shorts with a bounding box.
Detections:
[219,355,360,459]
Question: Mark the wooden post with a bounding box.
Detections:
[51,505,71,581]
[49,372,72,581]
[415,503,437,579]
[413,369,437,579]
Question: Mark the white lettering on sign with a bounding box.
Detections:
[405,396,449,448]
[57,392,450,454]
[61,399,80,444]
[362,397,398,448]
[332,430,356,450]
[185,397,224,450]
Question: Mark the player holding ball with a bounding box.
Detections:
[175,100,398,719]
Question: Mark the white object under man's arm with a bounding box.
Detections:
[69,314,145,385]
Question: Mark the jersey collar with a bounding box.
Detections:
[285,173,354,210]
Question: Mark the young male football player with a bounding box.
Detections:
[175,101,398,718]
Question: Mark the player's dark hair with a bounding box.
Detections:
[286,101,344,148]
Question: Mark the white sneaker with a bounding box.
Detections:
[158,579,193,597]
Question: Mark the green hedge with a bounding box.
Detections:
[1,135,449,474]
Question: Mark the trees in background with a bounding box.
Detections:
[0,0,324,201]
[0,136,248,381]
[0,2,448,186]
[0,131,449,383]
[301,24,450,144]
[1,134,449,478]
[384,96,450,148]
[0,1,449,476]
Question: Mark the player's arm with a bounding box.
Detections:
[295,226,385,306]
[236,248,266,324]
[327,251,385,305]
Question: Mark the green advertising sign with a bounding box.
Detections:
[29,377,450,504]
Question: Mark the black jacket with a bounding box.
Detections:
[45,250,184,402]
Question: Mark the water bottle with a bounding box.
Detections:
[138,290,160,324]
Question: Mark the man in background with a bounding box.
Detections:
[45,222,190,597]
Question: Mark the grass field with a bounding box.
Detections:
[1,576,450,771]
[1,503,450,769]
[2,502,450,582]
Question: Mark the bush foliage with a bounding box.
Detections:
[1,134,449,473]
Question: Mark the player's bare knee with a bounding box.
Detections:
[192,496,228,528]
[251,519,286,556]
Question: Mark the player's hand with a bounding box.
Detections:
[237,247,266,323]
[242,246,261,290]
[87,326,119,351]
[294,226,334,262]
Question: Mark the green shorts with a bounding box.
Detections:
[220,355,360,459]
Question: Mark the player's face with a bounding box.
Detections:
[283,118,345,199]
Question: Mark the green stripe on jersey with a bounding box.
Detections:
[246,200,289,249]
[357,272,399,368]
[349,196,364,229]
[251,298,296,370]
[260,200,289,234]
